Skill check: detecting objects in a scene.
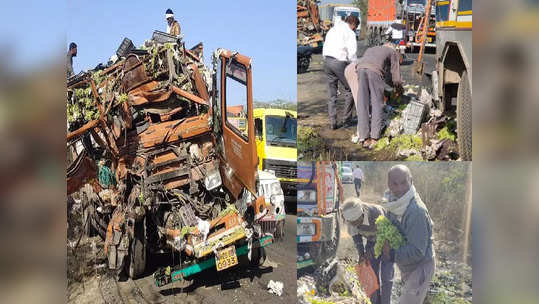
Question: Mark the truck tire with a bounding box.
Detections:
[275,220,285,240]
[82,205,95,237]
[81,187,96,237]
[249,245,267,267]
[298,55,311,74]
[128,219,146,279]
[457,71,472,160]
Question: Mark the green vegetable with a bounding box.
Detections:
[180,226,198,238]
[374,215,405,258]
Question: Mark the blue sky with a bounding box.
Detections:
[0,1,67,71]
[64,0,297,102]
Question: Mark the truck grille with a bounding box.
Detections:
[263,159,297,179]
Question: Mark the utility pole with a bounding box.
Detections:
[415,0,432,77]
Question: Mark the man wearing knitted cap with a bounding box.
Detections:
[382,164,435,304]
[165,8,181,37]
[341,197,394,304]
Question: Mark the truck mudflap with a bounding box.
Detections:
[297,258,316,270]
[153,235,274,287]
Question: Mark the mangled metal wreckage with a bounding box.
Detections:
[67,35,273,284]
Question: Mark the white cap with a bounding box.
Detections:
[166,13,174,19]
[341,197,365,222]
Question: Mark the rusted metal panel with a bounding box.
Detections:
[129,89,173,106]
[171,86,208,106]
[122,55,150,92]
[218,53,258,196]
[190,63,209,101]
[67,154,97,195]
[136,115,210,149]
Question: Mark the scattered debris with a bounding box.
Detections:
[297,0,327,48]
[297,259,372,304]
[267,280,284,296]
[403,98,427,135]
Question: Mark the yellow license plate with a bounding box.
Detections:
[215,246,238,271]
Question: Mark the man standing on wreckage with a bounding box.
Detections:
[165,8,181,37]
[382,164,435,304]
[341,197,395,304]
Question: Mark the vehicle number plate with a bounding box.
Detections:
[215,245,238,271]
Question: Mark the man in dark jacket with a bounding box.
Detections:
[341,197,394,304]
[382,164,435,304]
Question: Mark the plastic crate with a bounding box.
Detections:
[116,38,134,57]
[152,30,180,44]
[403,99,426,135]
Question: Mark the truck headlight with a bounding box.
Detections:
[204,169,222,191]
[270,194,284,206]
[298,223,316,236]
[297,190,316,203]
[270,182,284,196]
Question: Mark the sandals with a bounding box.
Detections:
[351,134,364,144]
[352,135,378,150]
[362,138,378,150]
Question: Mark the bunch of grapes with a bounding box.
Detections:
[374,215,405,258]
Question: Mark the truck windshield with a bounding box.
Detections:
[407,0,426,5]
[336,11,360,20]
[265,115,297,147]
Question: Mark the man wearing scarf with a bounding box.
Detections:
[382,165,435,304]
[341,197,395,304]
[165,8,181,37]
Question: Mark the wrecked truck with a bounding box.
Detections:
[66,33,273,283]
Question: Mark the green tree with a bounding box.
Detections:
[352,0,368,38]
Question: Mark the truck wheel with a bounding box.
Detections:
[298,55,311,74]
[81,188,96,237]
[128,219,146,279]
[457,71,472,160]
[82,205,95,237]
[250,245,267,267]
[276,220,285,240]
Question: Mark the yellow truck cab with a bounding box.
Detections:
[253,108,298,207]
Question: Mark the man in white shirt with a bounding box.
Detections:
[322,15,359,129]
[385,23,404,44]
[352,165,364,196]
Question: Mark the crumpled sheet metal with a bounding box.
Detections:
[297,0,325,46]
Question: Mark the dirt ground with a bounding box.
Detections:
[297,182,472,304]
[298,40,437,161]
[67,213,298,304]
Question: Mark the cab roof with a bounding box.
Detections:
[253,108,297,118]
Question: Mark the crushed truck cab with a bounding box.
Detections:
[66,34,273,282]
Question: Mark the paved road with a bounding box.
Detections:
[298,40,435,161]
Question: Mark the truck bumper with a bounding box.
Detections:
[154,235,274,287]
